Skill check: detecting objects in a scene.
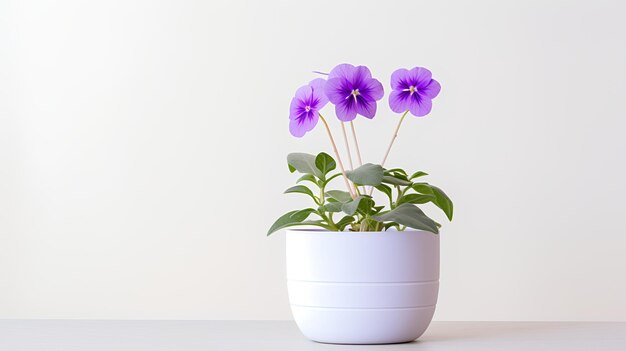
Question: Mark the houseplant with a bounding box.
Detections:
[268,64,453,344]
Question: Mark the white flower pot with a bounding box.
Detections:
[286,229,440,344]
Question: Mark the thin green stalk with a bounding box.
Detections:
[318,211,338,231]
[395,185,402,208]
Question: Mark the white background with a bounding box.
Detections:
[1,0,625,321]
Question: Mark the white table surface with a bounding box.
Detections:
[1,320,624,351]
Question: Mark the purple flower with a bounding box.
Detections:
[389,67,441,116]
[325,64,384,121]
[289,78,328,137]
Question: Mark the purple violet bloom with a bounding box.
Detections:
[389,67,441,116]
[325,64,384,121]
[289,78,328,137]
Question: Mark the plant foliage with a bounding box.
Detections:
[267,152,453,235]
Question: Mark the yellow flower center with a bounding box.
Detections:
[351,89,360,99]
[409,86,417,94]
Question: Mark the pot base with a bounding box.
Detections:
[291,304,436,344]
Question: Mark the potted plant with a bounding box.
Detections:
[268,64,453,344]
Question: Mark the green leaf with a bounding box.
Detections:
[341,196,364,215]
[322,173,342,186]
[412,183,453,221]
[336,216,355,230]
[383,222,401,231]
[267,208,316,235]
[382,175,412,186]
[340,196,375,216]
[315,152,336,175]
[284,185,316,201]
[409,171,428,180]
[357,197,376,216]
[384,170,409,181]
[375,184,393,204]
[397,193,435,205]
[287,153,323,178]
[297,174,318,186]
[273,220,334,233]
[320,199,342,213]
[372,205,385,215]
[384,168,407,176]
[345,163,384,186]
[325,190,352,203]
[430,185,454,221]
[412,182,434,194]
[372,203,439,234]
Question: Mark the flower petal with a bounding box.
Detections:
[327,64,380,121]
[391,68,411,90]
[309,78,329,108]
[293,84,312,101]
[289,85,313,120]
[409,67,433,87]
[289,111,318,137]
[389,90,410,113]
[335,100,358,122]
[353,65,373,83]
[420,78,441,99]
[328,63,356,79]
[355,97,377,119]
[289,97,302,120]
[408,94,433,117]
[363,78,384,101]
[325,77,349,104]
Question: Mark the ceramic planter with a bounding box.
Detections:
[286,229,439,344]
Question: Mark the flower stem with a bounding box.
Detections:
[368,110,409,196]
[319,114,356,199]
[380,110,409,167]
[349,121,363,167]
[340,122,354,170]
[349,121,367,195]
